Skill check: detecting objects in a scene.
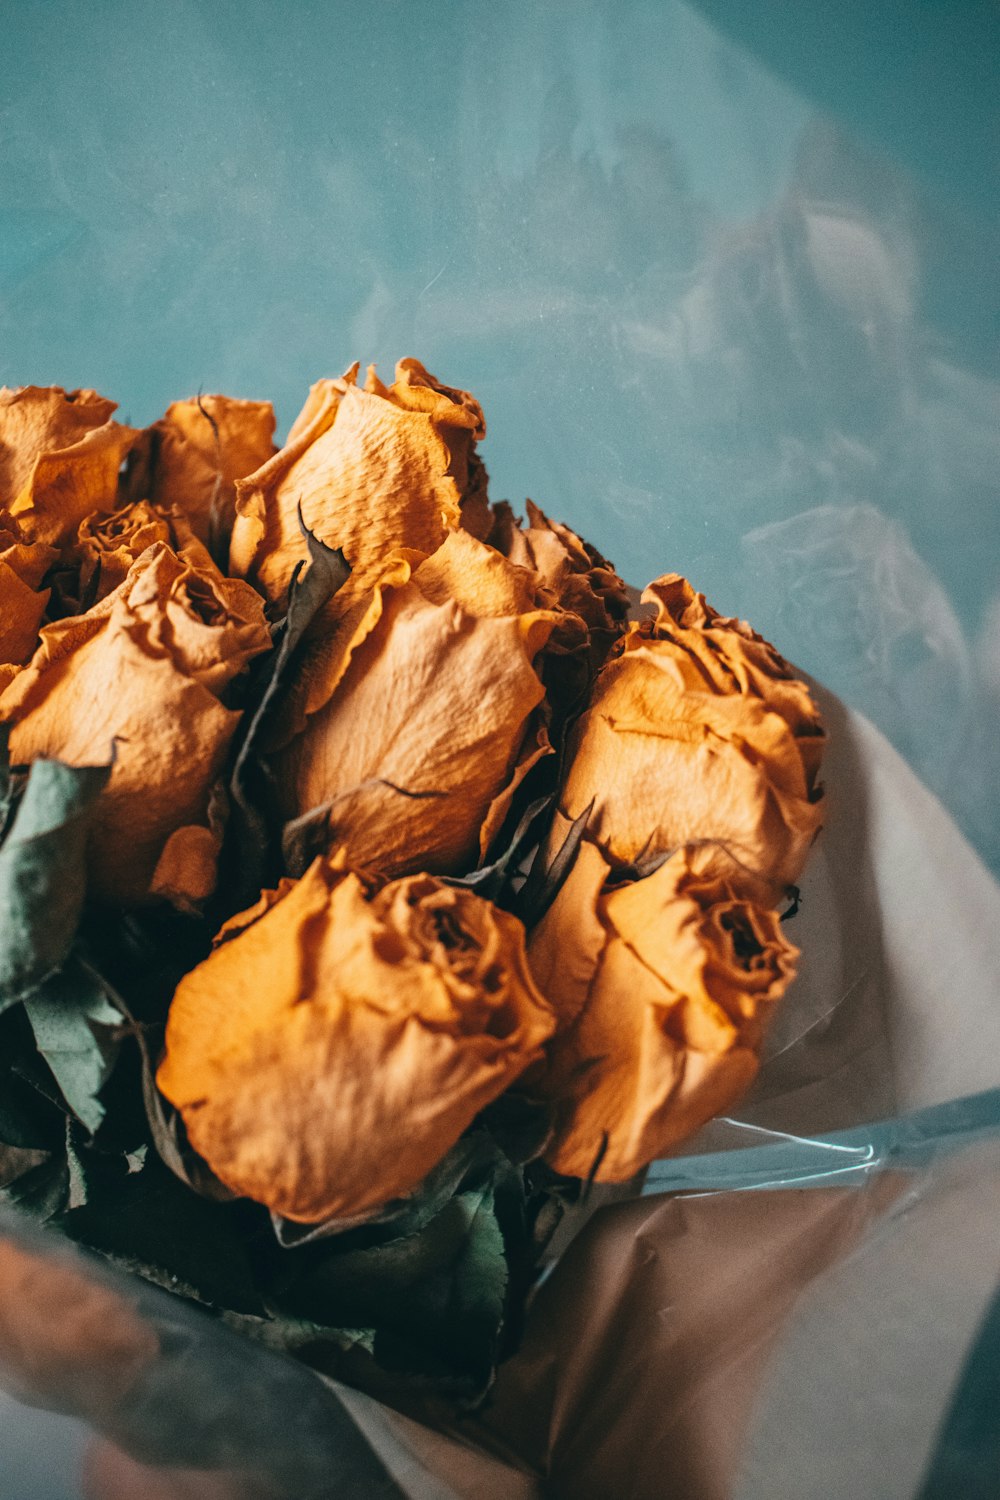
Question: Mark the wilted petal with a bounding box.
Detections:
[229,360,484,611]
[0,561,48,669]
[0,542,270,906]
[270,537,557,879]
[555,571,826,901]
[530,849,798,1180]
[1,386,139,546]
[134,393,277,549]
[157,859,555,1221]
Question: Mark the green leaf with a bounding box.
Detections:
[444,793,553,906]
[61,1147,265,1315]
[515,795,594,927]
[0,1008,67,1151]
[275,1175,514,1394]
[0,1149,70,1221]
[23,956,124,1134]
[0,755,112,1008]
[270,1128,502,1248]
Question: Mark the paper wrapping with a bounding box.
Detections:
[1,684,998,1498]
[373,683,1000,1498]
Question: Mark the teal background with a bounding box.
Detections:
[2,0,998,875]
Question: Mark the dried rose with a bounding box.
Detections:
[0,541,271,907]
[0,385,139,546]
[488,499,631,725]
[53,499,207,614]
[489,499,630,675]
[0,512,56,672]
[156,857,556,1222]
[549,573,825,902]
[528,842,798,1181]
[228,359,485,612]
[127,393,277,551]
[270,529,558,879]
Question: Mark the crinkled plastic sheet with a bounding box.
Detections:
[2,3,998,1492]
[2,690,999,1498]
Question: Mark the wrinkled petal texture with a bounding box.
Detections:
[156,860,555,1221]
[0,543,270,905]
[0,514,57,670]
[54,501,209,614]
[529,847,798,1181]
[272,532,556,877]
[0,560,47,668]
[557,572,826,900]
[490,499,630,677]
[1,386,139,546]
[229,360,482,611]
[138,394,277,546]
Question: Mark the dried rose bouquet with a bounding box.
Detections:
[0,363,824,1397]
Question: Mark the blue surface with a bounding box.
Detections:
[1,0,997,875]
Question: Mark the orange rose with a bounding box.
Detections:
[156,857,556,1222]
[549,574,825,902]
[0,512,56,674]
[270,529,558,880]
[0,541,271,907]
[0,385,139,546]
[529,841,799,1181]
[228,359,485,612]
[127,393,277,552]
[52,499,215,614]
[489,499,630,675]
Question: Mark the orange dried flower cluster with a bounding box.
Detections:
[0,362,824,1220]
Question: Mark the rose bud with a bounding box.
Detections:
[488,500,631,726]
[0,513,56,673]
[229,359,485,613]
[528,841,799,1182]
[156,857,556,1222]
[126,393,277,553]
[54,500,209,614]
[270,529,558,880]
[0,540,271,908]
[489,499,630,675]
[0,385,139,546]
[548,574,826,903]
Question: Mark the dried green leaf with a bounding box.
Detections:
[516,795,594,927]
[0,755,112,1008]
[23,956,124,1134]
[229,516,349,903]
[445,794,553,906]
[62,1148,263,1315]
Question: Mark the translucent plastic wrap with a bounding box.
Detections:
[2,689,999,1498]
[1,3,998,1496]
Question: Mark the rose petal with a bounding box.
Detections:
[136,394,277,547]
[556,571,826,901]
[157,860,555,1221]
[2,386,140,546]
[271,542,556,879]
[229,360,482,611]
[531,849,798,1180]
[1,542,270,906]
[0,559,49,668]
